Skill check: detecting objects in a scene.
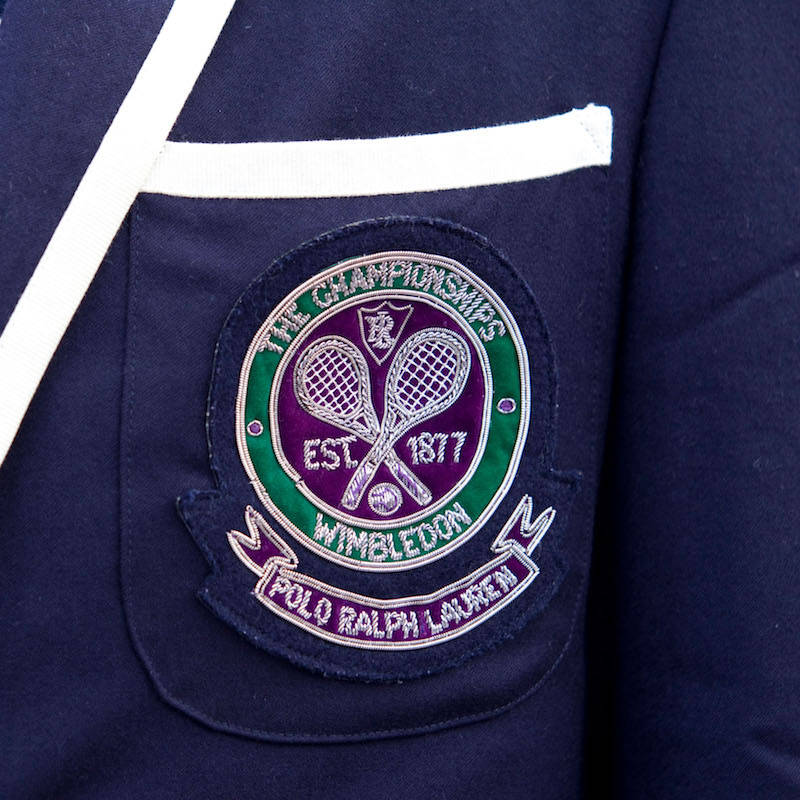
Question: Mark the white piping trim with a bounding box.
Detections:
[142,104,613,199]
[0,0,236,467]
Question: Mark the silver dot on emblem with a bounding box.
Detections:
[497,397,517,414]
[247,420,264,436]
[368,483,403,516]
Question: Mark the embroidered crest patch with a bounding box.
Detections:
[181,218,577,679]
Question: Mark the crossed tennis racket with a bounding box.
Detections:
[293,327,471,511]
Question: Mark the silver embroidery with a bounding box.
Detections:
[293,336,431,506]
[341,327,471,510]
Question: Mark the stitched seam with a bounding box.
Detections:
[579,0,678,790]
[579,118,605,159]
[159,587,585,742]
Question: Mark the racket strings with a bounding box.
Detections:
[302,348,362,419]
[395,341,461,414]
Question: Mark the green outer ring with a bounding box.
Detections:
[238,252,529,572]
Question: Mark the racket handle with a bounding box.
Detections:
[341,455,381,510]
[386,452,432,506]
[341,448,432,510]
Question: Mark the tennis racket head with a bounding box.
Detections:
[387,327,471,425]
[293,336,376,432]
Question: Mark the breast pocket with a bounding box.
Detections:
[120,107,612,742]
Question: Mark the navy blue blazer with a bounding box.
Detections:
[1,1,798,797]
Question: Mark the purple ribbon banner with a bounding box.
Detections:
[227,496,555,650]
